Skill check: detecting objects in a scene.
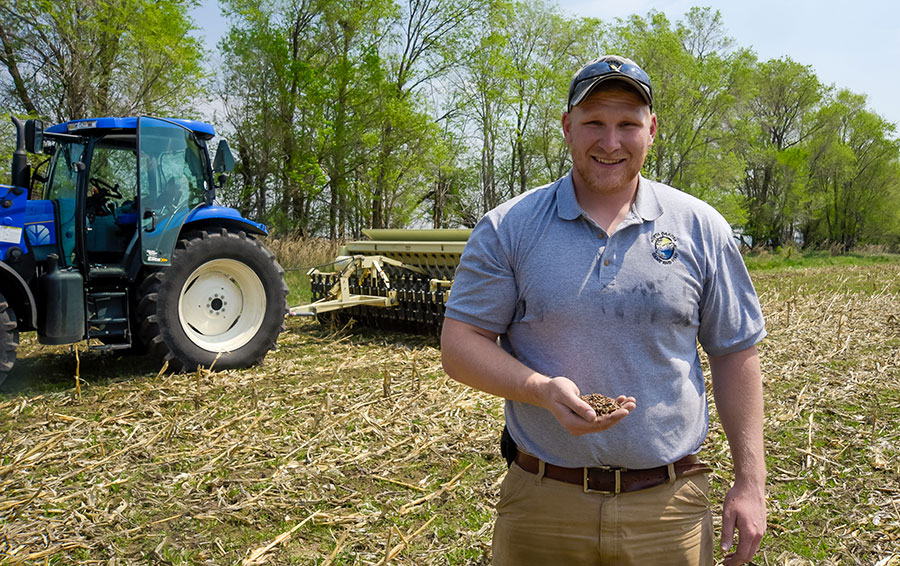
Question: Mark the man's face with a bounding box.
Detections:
[562,87,656,197]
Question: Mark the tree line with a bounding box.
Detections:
[2,0,899,250]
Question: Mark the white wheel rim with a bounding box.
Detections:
[178,259,266,352]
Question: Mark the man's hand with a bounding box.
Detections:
[721,479,766,565]
[540,376,636,436]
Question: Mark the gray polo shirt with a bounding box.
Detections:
[445,172,766,469]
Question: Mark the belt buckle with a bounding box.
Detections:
[583,466,622,494]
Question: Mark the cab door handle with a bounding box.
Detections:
[143,209,157,232]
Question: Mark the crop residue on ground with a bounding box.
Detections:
[1,263,899,564]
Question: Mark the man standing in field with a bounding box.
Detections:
[441,55,767,565]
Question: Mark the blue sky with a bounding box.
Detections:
[191,0,900,128]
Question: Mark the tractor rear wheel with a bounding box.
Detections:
[136,229,288,372]
[0,292,18,386]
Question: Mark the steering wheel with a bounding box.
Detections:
[90,176,123,200]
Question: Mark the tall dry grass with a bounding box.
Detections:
[262,235,342,270]
[262,235,344,304]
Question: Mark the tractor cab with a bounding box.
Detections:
[35,117,227,272]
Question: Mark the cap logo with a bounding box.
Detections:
[651,232,678,264]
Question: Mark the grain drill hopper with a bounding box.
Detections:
[289,229,470,334]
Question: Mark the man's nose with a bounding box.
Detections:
[594,127,621,152]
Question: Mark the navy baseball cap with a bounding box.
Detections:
[567,55,653,111]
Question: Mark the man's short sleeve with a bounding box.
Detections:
[697,232,766,356]
[443,215,518,334]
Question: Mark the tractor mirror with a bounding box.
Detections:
[25,119,43,154]
[213,140,235,173]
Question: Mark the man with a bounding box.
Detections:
[441,55,767,565]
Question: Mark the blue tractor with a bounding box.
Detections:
[0,116,288,385]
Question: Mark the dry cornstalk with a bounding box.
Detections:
[322,528,353,566]
[241,511,321,565]
[383,515,438,563]
[371,474,428,493]
[399,462,473,515]
[2,265,899,564]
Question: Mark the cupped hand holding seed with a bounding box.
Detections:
[539,376,636,436]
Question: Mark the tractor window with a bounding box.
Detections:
[46,142,85,201]
[83,142,140,264]
[88,143,138,219]
[46,141,86,266]
[157,141,207,209]
[138,117,209,265]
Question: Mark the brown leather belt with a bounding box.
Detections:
[514,452,711,494]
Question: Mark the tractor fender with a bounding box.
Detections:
[0,261,37,328]
[183,206,268,236]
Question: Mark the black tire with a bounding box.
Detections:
[136,229,288,372]
[0,292,19,386]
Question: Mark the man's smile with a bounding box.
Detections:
[592,156,625,165]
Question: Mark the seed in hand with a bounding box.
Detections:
[580,393,621,416]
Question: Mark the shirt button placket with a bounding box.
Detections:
[597,231,611,285]
[598,232,610,267]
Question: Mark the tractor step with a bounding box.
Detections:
[89,291,126,299]
[89,265,127,278]
[88,342,132,351]
[86,286,131,347]
[90,316,128,324]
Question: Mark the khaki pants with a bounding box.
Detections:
[492,461,714,566]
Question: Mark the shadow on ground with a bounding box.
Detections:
[0,334,163,397]
[2,319,440,397]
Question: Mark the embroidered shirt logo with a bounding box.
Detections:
[651,232,678,264]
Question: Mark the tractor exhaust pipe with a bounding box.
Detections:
[10,116,29,191]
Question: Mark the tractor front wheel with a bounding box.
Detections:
[137,229,288,372]
[0,292,18,386]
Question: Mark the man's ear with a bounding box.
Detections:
[561,112,571,143]
[648,113,658,146]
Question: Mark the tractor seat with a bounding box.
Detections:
[114,201,139,227]
[115,211,139,227]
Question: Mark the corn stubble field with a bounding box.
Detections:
[1,242,899,565]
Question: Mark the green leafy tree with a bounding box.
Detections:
[220,0,385,238]
[449,0,598,217]
[502,0,567,198]
[737,57,825,247]
[0,0,205,121]
[455,0,514,213]
[805,91,900,249]
[211,1,900,247]
[367,0,483,228]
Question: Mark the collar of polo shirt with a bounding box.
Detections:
[556,172,664,225]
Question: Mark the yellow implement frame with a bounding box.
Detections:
[289,255,429,316]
